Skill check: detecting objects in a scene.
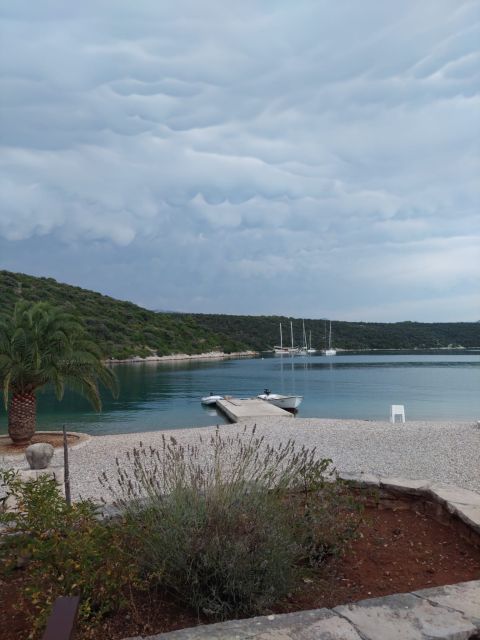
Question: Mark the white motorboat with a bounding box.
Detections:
[257,389,303,411]
[201,394,224,406]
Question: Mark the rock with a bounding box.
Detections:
[138,609,361,639]
[414,580,480,625]
[379,477,431,495]
[25,442,54,469]
[334,592,476,639]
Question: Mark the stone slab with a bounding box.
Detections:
[429,484,480,509]
[451,504,480,534]
[338,472,380,487]
[379,477,431,495]
[334,592,476,640]
[414,580,480,625]
[216,397,292,422]
[133,609,361,639]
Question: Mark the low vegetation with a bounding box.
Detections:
[0,470,137,635]
[100,427,362,619]
[1,428,362,635]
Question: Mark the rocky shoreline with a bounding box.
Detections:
[107,350,258,364]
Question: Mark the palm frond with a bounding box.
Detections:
[0,301,118,411]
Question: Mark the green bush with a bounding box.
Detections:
[101,427,362,619]
[0,470,137,633]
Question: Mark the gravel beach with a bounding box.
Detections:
[2,418,479,501]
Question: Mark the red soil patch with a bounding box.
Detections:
[1,505,479,640]
[274,506,480,614]
[0,433,81,456]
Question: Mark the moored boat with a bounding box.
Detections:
[201,394,224,405]
[274,321,299,355]
[322,320,337,356]
[257,389,303,410]
[307,329,316,353]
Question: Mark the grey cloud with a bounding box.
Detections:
[0,0,479,320]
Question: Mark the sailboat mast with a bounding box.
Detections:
[302,319,307,350]
[309,330,312,350]
[329,321,332,349]
[279,323,283,349]
[290,321,294,349]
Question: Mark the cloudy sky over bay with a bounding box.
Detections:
[1,0,479,321]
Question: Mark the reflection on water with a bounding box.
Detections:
[0,351,479,435]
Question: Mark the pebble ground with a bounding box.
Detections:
[2,419,480,501]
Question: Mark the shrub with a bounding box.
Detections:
[0,470,137,634]
[100,427,362,619]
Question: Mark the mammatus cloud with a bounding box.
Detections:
[0,0,479,320]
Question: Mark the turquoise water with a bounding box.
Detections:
[0,351,479,435]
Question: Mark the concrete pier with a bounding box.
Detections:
[216,397,293,422]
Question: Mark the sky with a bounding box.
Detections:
[0,1,479,322]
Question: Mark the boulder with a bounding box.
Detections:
[25,442,55,469]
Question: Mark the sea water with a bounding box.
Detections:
[0,351,479,436]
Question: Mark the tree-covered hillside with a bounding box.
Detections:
[182,314,480,352]
[0,271,247,359]
[1,271,479,356]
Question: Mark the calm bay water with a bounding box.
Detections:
[1,351,479,436]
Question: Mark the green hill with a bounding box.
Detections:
[1,270,479,356]
[182,314,480,351]
[0,271,247,359]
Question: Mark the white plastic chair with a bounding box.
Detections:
[390,404,405,424]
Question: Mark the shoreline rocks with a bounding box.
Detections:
[107,350,258,364]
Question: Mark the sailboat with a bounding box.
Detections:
[307,329,316,353]
[297,320,308,356]
[274,322,299,355]
[322,320,337,356]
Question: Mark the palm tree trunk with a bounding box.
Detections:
[8,391,37,444]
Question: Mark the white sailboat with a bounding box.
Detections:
[323,320,336,356]
[297,319,308,356]
[307,329,316,353]
[274,322,287,354]
[274,322,298,354]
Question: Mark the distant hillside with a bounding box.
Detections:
[0,271,247,359]
[1,270,479,356]
[180,314,480,352]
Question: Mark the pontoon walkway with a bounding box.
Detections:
[216,397,293,422]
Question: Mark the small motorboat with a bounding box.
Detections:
[201,393,224,406]
[257,389,303,411]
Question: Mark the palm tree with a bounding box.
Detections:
[0,301,118,444]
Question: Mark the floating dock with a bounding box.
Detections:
[216,397,293,422]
